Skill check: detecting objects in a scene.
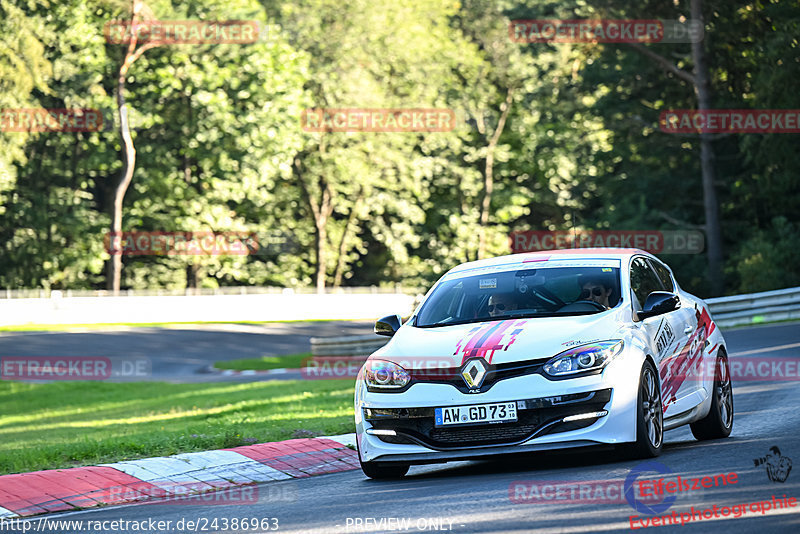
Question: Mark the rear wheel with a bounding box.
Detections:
[622,360,663,459]
[690,352,733,440]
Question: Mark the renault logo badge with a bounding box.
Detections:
[461,358,488,389]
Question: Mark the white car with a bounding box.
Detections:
[354,248,733,478]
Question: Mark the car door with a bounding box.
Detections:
[629,256,688,418]
[648,257,709,411]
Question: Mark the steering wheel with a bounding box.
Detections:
[532,286,566,308]
[570,300,608,311]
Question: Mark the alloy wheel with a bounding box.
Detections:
[642,367,663,448]
[716,357,733,429]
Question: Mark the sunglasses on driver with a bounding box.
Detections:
[580,287,606,299]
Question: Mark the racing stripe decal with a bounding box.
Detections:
[456,320,527,364]
[660,308,713,408]
[462,321,511,362]
[453,325,483,358]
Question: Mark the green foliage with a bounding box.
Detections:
[733,217,800,293]
[0,0,798,296]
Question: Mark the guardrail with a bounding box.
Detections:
[0,285,422,299]
[706,286,800,328]
[310,334,388,357]
[0,293,417,326]
[308,286,800,356]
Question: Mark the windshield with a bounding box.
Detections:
[415,264,622,327]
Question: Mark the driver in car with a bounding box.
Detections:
[488,293,517,317]
[580,277,614,309]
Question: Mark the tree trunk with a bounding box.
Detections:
[477,88,514,260]
[294,155,333,293]
[107,86,136,293]
[314,217,328,293]
[691,0,724,295]
[105,1,157,294]
[626,0,724,295]
[332,190,363,288]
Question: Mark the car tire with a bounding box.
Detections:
[356,438,409,479]
[622,360,663,459]
[690,352,734,440]
[360,460,410,479]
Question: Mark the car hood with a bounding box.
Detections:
[371,308,629,368]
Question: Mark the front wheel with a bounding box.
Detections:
[357,437,409,479]
[690,353,734,440]
[360,460,410,479]
[622,360,663,459]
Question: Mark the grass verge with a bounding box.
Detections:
[214,353,311,371]
[0,378,355,475]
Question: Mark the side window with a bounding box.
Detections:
[630,257,664,307]
[650,259,675,292]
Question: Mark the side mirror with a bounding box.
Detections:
[375,314,403,337]
[636,292,681,321]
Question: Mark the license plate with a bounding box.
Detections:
[434,402,518,427]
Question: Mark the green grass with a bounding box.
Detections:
[0,379,355,475]
[214,352,311,371]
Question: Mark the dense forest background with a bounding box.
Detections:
[1,0,798,298]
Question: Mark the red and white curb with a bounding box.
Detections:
[0,435,358,518]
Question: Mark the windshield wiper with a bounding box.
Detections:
[417,309,601,328]
[508,310,602,318]
[417,318,481,328]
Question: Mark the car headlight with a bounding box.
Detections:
[543,340,624,377]
[364,359,410,389]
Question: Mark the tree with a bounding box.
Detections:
[106,0,162,293]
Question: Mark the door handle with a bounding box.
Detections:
[684,325,694,334]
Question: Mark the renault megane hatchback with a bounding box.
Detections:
[354,248,733,478]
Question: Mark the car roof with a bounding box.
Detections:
[447,248,653,274]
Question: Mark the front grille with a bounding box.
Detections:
[406,359,547,394]
[366,389,612,450]
[430,422,539,444]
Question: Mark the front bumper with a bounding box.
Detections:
[356,357,641,463]
[365,389,612,450]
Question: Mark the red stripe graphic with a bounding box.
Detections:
[460,322,506,363]
[453,326,482,357]
[456,320,528,364]
[661,308,712,407]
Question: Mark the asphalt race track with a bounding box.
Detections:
[4,322,800,533]
[0,321,373,382]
